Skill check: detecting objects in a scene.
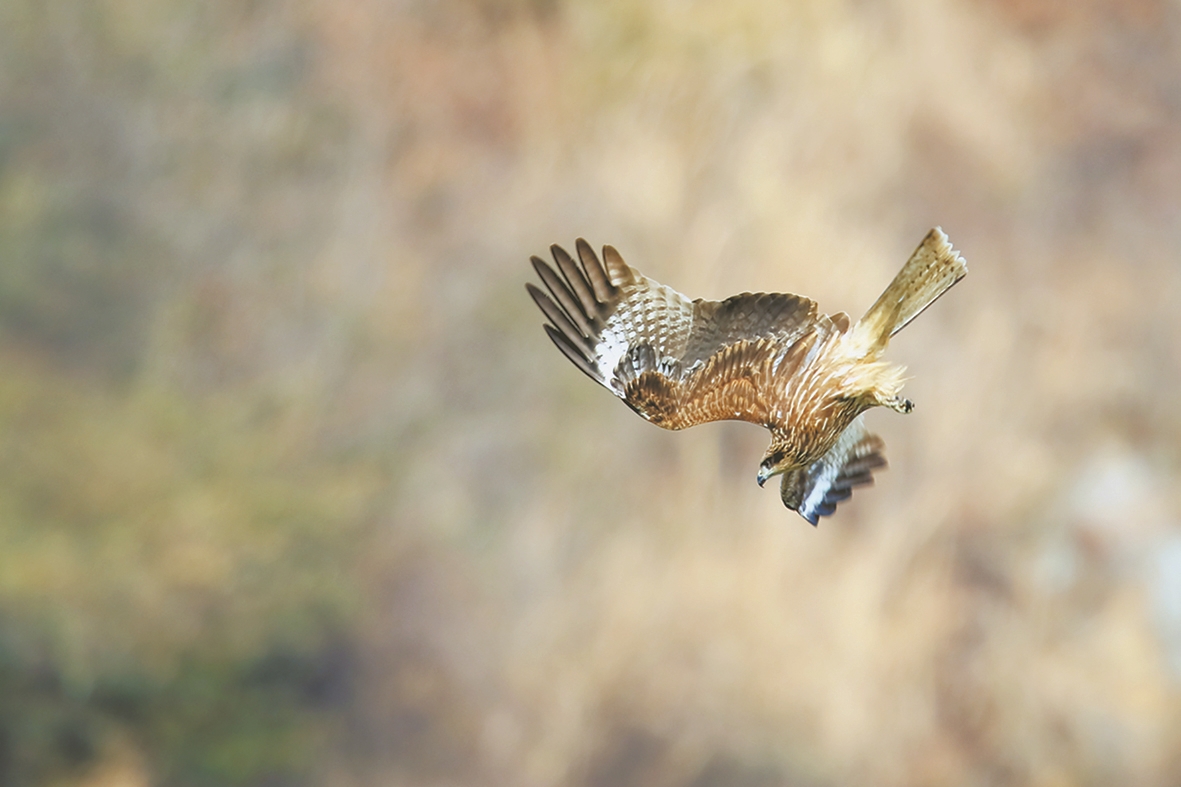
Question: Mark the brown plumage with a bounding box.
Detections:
[526,229,967,525]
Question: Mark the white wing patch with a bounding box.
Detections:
[596,328,630,395]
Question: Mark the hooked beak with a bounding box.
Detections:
[756,466,771,488]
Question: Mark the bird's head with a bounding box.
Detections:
[756,445,795,487]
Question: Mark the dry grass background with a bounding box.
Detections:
[1,1,1180,785]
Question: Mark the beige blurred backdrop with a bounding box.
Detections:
[2,1,1180,785]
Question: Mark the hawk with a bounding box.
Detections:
[526,229,967,525]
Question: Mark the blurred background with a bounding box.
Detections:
[2,1,1180,785]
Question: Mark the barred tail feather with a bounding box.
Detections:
[850,227,967,357]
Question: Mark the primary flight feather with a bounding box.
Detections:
[526,229,967,525]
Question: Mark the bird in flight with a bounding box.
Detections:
[526,229,967,525]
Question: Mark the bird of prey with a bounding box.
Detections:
[526,229,967,525]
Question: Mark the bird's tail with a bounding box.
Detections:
[849,227,967,357]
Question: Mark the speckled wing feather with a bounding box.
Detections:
[526,240,819,429]
[778,416,886,525]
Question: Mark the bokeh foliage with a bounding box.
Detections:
[0,2,369,784]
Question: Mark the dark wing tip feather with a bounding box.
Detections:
[602,245,635,286]
[783,430,888,525]
[528,241,642,389]
[543,324,601,384]
[575,238,617,303]
[534,253,595,336]
[527,282,592,354]
[551,243,599,316]
[815,445,885,523]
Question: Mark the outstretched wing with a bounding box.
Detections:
[526,240,821,429]
[779,416,886,525]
